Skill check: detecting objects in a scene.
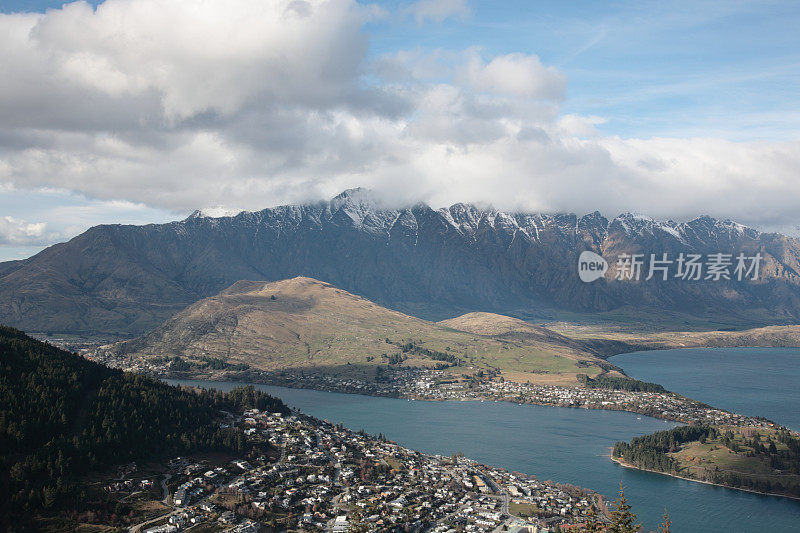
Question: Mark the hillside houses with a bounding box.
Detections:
[197,410,603,531]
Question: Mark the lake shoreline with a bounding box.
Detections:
[171,373,692,419]
[165,373,800,532]
[609,455,800,503]
[169,376,800,505]
[610,347,800,432]
[163,371,784,430]
[169,373,686,422]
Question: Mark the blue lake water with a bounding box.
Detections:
[611,347,800,432]
[167,349,800,533]
[170,367,800,532]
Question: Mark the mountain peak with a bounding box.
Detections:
[609,212,656,235]
[332,187,368,200]
[3,191,797,336]
[220,276,339,297]
[187,206,244,219]
[330,187,377,208]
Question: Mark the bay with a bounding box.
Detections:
[611,347,800,432]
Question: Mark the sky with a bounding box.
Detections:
[0,0,799,260]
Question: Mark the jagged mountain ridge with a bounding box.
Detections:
[2,188,799,335]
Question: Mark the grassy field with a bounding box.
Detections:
[509,501,541,518]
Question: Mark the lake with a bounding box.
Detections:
[611,347,800,432]
[170,355,800,532]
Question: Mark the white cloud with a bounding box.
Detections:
[0,0,799,237]
[0,216,49,245]
[0,185,177,258]
[406,0,470,24]
[461,52,567,100]
[557,114,607,138]
[0,0,370,127]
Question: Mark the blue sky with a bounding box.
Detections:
[363,0,800,140]
[0,0,798,261]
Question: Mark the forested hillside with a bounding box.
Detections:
[0,326,288,527]
[613,425,800,498]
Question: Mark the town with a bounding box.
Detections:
[94,350,782,431]
[110,407,603,532]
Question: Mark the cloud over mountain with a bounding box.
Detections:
[0,0,799,234]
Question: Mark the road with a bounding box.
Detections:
[279,440,287,464]
[128,509,172,533]
[160,473,172,505]
[128,472,174,533]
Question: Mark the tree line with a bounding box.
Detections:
[578,374,667,393]
[394,340,463,365]
[0,325,288,527]
[612,424,800,498]
[151,354,250,372]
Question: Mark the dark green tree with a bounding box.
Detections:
[608,484,639,533]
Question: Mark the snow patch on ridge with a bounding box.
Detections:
[189,206,245,219]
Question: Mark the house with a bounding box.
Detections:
[332,515,350,532]
[390,496,408,509]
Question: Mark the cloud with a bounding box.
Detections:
[0,0,374,125]
[460,52,567,100]
[557,114,607,138]
[406,0,470,24]
[0,0,799,237]
[0,216,50,245]
[0,186,177,259]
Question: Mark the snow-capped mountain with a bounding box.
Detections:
[188,206,245,219]
[1,188,799,335]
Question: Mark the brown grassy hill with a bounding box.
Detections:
[109,277,613,385]
[549,322,800,358]
[439,312,592,351]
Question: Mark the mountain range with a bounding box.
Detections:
[2,188,799,336]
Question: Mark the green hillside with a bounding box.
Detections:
[613,425,800,499]
[0,325,287,528]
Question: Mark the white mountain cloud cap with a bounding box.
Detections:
[0,0,799,232]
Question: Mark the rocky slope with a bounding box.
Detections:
[2,188,800,335]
